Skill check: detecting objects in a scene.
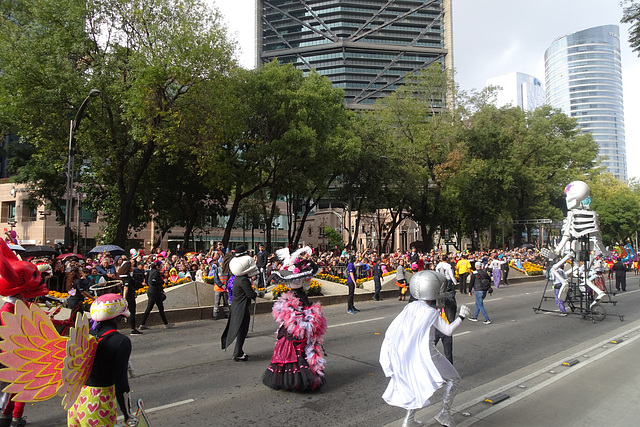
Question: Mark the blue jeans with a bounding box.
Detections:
[473,290,490,320]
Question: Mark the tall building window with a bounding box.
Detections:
[258,0,452,109]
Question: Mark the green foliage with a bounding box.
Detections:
[206,61,351,250]
[622,1,640,56]
[589,173,640,245]
[0,0,236,246]
[323,225,344,251]
[371,63,466,249]
[457,104,599,247]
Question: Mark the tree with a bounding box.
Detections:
[589,173,640,245]
[338,113,408,252]
[323,225,344,251]
[207,61,350,251]
[0,0,236,247]
[622,1,640,56]
[457,105,599,248]
[374,63,465,250]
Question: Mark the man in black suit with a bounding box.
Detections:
[256,243,268,291]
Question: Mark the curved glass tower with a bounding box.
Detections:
[545,25,627,180]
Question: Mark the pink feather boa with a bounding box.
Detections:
[272,292,326,382]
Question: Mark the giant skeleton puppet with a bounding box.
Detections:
[380,270,470,427]
[550,181,608,307]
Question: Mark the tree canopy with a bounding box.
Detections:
[622,1,640,56]
[0,0,235,246]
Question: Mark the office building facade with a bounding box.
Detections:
[544,25,627,180]
[256,0,452,109]
[486,72,545,111]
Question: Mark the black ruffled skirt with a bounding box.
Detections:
[262,335,324,392]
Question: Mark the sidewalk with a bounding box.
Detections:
[376,305,640,427]
[455,321,640,426]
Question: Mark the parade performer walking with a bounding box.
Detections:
[263,249,326,391]
[0,239,147,427]
[119,261,143,335]
[221,245,258,361]
[380,270,470,427]
[68,294,137,426]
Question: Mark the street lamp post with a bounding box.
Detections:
[83,221,90,253]
[39,211,51,246]
[65,89,100,251]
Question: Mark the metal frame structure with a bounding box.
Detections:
[534,237,624,322]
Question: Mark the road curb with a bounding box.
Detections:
[134,274,542,327]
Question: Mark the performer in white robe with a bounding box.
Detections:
[380,270,470,427]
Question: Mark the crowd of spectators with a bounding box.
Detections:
[37,242,552,298]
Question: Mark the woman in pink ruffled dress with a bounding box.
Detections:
[262,248,326,391]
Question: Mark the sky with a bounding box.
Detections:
[211,0,640,180]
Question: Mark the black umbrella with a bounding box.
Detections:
[23,245,57,258]
[87,244,126,257]
[521,243,536,250]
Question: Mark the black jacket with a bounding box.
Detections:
[408,252,420,265]
[612,261,627,277]
[469,269,492,292]
[373,264,383,278]
[146,268,164,296]
[256,250,268,268]
[86,320,132,419]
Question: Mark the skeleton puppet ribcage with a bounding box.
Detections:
[570,211,599,238]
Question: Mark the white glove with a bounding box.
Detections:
[458,305,470,319]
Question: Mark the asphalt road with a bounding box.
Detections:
[26,273,640,426]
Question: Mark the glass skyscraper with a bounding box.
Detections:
[256,0,452,109]
[545,25,627,180]
[486,72,546,112]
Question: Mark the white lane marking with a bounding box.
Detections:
[118,399,195,422]
[466,297,503,306]
[329,317,386,328]
[454,331,471,337]
[145,399,195,414]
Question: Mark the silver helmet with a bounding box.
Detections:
[409,270,448,303]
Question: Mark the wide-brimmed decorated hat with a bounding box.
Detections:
[269,246,318,289]
[90,293,130,322]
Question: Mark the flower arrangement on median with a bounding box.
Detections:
[316,273,367,288]
[509,260,543,276]
[317,269,396,288]
[135,276,192,295]
[271,279,323,299]
[47,290,94,310]
[522,262,543,275]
